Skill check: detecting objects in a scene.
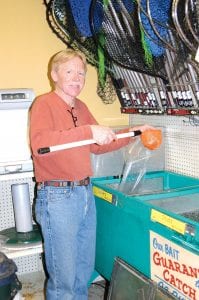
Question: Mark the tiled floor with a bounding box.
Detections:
[17,272,108,300]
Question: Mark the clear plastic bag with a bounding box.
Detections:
[118,138,152,195]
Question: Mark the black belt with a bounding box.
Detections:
[38,177,90,188]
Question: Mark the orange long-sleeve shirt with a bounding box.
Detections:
[29,92,131,182]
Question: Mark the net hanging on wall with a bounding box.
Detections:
[172,0,199,55]
[45,0,98,65]
[44,0,199,108]
[90,0,168,80]
[44,0,117,104]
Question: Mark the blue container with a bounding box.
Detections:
[0,252,21,300]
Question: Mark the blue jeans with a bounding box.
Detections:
[35,183,96,300]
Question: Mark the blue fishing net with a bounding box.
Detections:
[45,0,117,104]
[90,0,167,80]
[67,0,92,37]
[68,0,135,37]
[140,0,172,57]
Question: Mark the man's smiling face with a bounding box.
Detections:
[51,56,86,102]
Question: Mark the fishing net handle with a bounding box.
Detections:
[38,130,142,154]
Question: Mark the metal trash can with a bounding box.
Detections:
[0,252,21,300]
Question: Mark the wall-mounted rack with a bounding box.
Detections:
[45,0,199,114]
[112,61,199,116]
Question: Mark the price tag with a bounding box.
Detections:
[93,186,113,203]
[151,209,186,234]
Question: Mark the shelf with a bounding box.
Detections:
[0,171,34,181]
[121,107,199,116]
[166,108,199,115]
[121,107,164,115]
[2,243,43,259]
[0,226,43,259]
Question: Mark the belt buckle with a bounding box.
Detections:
[55,181,72,187]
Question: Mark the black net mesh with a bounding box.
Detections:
[90,0,167,80]
[171,0,199,53]
[44,0,117,104]
[44,0,199,109]
[46,0,98,65]
[97,73,117,104]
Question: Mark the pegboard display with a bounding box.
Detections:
[0,175,40,275]
[13,253,43,275]
[129,114,199,178]
[0,176,35,230]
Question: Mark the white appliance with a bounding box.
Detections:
[0,89,35,175]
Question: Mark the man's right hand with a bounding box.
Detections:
[90,125,117,145]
